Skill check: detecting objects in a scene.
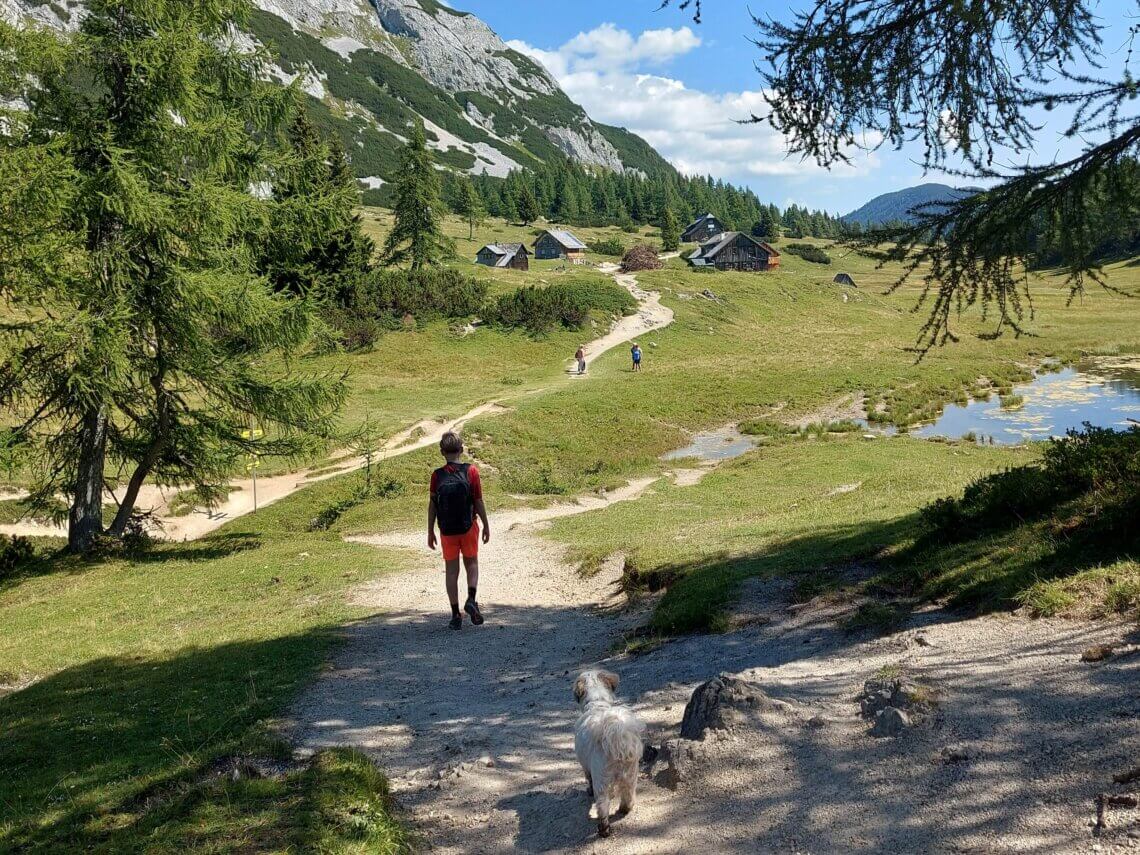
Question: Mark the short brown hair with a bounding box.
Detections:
[439,431,463,455]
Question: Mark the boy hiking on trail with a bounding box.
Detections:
[575,344,586,375]
[428,431,490,630]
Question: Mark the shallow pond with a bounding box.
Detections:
[663,425,758,462]
[912,357,1140,445]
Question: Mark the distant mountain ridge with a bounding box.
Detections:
[0,0,677,200]
[843,183,981,227]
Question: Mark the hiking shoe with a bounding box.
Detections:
[464,599,484,626]
[449,614,463,630]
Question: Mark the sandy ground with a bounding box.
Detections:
[0,267,673,543]
[289,468,1140,853]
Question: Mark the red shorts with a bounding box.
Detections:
[441,521,479,561]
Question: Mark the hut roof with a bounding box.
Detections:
[478,243,527,267]
[536,229,587,250]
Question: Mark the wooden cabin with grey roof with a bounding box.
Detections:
[533,229,587,262]
[476,243,530,270]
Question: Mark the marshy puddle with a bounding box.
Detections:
[913,357,1140,444]
[663,425,758,462]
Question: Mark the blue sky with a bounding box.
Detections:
[457,0,1137,215]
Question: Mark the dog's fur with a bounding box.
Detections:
[573,669,646,837]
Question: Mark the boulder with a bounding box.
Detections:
[680,674,790,740]
[859,676,934,718]
[870,706,911,738]
[649,739,705,790]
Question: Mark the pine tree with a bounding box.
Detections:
[382,119,452,269]
[0,0,346,552]
[453,175,486,240]
[517,184,540,226]
[661,207,681,252]
[261,112,374,304]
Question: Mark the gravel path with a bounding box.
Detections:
[288,481,1140,853]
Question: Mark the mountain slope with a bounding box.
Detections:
[843,182,979,226]
[1,0,674,198]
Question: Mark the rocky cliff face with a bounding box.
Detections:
[2,0,640,180]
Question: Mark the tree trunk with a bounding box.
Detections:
[68,406,108,553]
[107,434,165,537]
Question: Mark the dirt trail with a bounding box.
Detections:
[291,486,1140,853]
[0,267,673,543]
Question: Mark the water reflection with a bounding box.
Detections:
[912,357,1140,445]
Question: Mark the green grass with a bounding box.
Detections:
[451,230,1139,499]
[0,522,411,850]
[549,436,1034,634]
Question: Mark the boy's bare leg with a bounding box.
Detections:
[463,556,484,624]
[445,558,462,627]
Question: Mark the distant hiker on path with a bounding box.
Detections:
[631,342,642,372]
[575,345,586,375]
[427,431,490,630]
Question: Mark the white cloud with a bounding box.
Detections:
[508,25,879,191]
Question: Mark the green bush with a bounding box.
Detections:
[348,268,487,323]
[784,242,832,264]
[590,237,625,256]
[483,279,636,336]
[918,425,1140,545]
[0,534,33,577]
[310,475,405,532]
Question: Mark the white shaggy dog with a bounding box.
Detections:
[573,668,646,837]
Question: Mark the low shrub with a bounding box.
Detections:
[0,534,33,577]
[310,474,405,532]
[335,315,381,352]
[483,279,636,336]
[784,242,832,264]
[620,244,663,272]
[346,268,487,322]
[918,424,1140,546]
[620,223,641,234]
[589,237,625,256]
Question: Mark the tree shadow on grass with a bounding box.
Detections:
[643,499,1140,638]
[0,533,264,594]
[0,630,342,852]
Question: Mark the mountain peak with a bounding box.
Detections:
[843,182,981,226]
[2,0,673,191]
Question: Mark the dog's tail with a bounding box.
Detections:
[602,712,647,766]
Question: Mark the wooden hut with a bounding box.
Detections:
[533,229,587,262]
[681,213,726,244]
[686,232,780,271]
[833,272,857,287]
[475,243,530,271]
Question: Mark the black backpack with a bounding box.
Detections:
[434,463,474,535]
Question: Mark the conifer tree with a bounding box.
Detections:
[382,119,452,269]
[661,207,681,251]
[0,0,346,552]
[516,184,540,226]
[262,112,374,304]
[454,175,486,240]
